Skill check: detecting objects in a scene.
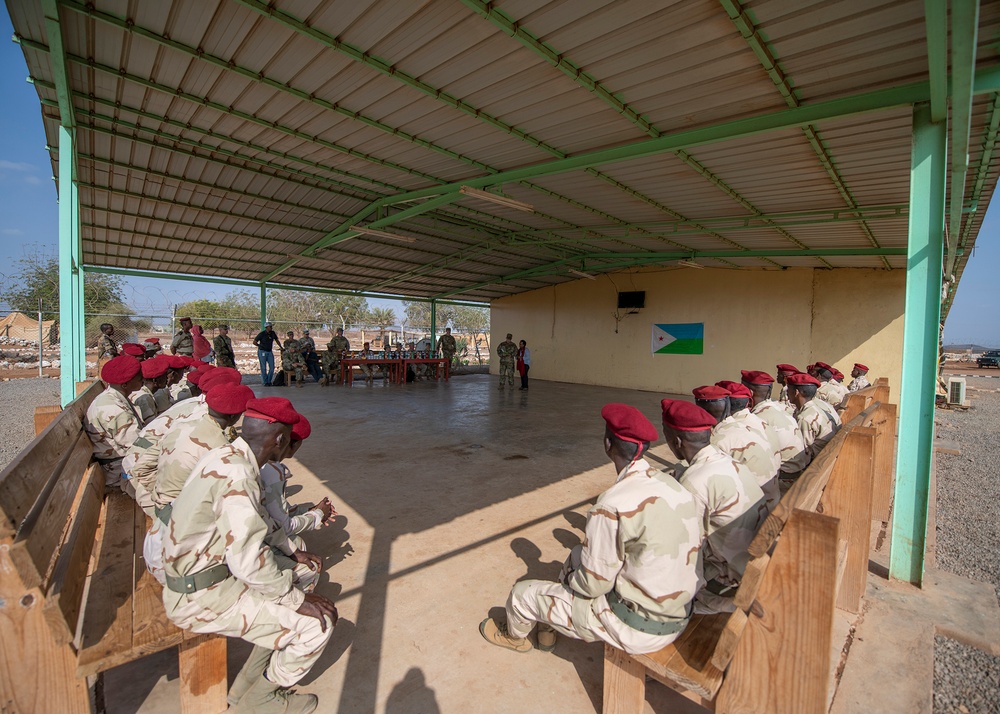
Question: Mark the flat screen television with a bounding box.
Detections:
[617,291,645,309]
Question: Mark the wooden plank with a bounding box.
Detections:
[834,539,849,602]
[76,492,139,677]
[178,635,228,714]
[0,542,90,714]
[711,608,748,671]
[870,402,897,522]
[715,510,840,714]
[132,499,183,651]
[34,405,62,436]
[748,402,880,558]
[819,427,876,614]
[839,393,868,423]
[10,432,94,591]
[732,554,771,612]
[77,380,97,398]
[43,463,105,646]
[637,613,728,699]
[602,643,646,714]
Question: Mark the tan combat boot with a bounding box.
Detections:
[236,672,317,714]
[479,617,532,653]
[537,625,557,652]
[228,645,272,706]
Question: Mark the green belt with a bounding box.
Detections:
[605,589,690,637]
[164,563,231,594]
[154,503,173,526]
[704,578,738,598]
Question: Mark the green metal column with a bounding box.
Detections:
[260,283,267,329]
[58,125,84,405]
[430,300,437,353]
[890,103,947,585]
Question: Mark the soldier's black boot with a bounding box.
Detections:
[228,645,272,706]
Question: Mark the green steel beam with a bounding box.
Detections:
[58,126,84,404]
[945,0,980,278]
[925,0,949,123]
[260,284,267,330]
[891,103,947,586]
[39,0,74,128]
[430,301,437,352]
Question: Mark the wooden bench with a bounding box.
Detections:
[603,395,897,713]
[0,380,227,713]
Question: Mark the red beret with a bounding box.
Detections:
[831,368,844,380]
[179,316,192,322]
[145,337,160,344]
[660,399,717,432]
[167,355,187,370]
[244,397,300,426]
[122,343,146,357]
[199,369,242,392]
[291,415,312,442]
[196,362,217,372]
[142,340,162,352]
[786,372,821,387]
[600,403,658,444]
[741,370,774,385]
[205,384,254,415]
[186,369,205,386]
[101,355,141,385]
[141,358,170,379]
[692,385,730,401]
[716,381,752,399]
[776,364,799,373]
[814,361,832,372]
[184,357,203,367]
[854,363,869,372]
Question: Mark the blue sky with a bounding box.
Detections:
[0,10,996,345]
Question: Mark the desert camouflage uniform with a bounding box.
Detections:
[282,339,306,385]
[817,379,849,408]
[129,385,157,426]
[213,333,236,369]
[437,333,457,367]
[848,375,871,392]
[169,374,190,402]
[259,461,324,593]
[357,348,376,382]
[795,397,842,460]
[153,387,172,413]
[85,386,141,487]
[665,444,766,615]
[497,339,517,388]
[777,384,793,412]
[752,399,811,475]
[171,329,194,356]
[711,409,781,512]
[506,458,701,655]
[161,438,333,687]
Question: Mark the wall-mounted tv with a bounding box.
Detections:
[617,291,645,309]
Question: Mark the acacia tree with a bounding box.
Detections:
[452,305,491,363]
[402,300,457,334]
[1,253,126,314]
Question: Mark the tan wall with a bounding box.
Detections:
[490,268,904,395]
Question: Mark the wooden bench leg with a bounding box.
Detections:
[603,643,646,714]
[178,636,227,714]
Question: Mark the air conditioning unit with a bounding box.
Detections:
[947,377,967,406]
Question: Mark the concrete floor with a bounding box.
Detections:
[106,374,703,713]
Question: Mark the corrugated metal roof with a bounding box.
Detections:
[8,0,1000,303]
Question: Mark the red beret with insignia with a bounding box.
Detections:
[291,415,312,442]
[205,384,254,415]
[716,380,752,399]
[741,370,774,385]
[660,399,717,432]
[776,363,799,373]
[101,355,141,385]
[854,363,869,372]
[140,358,170,379]
[121,343,146,357]
[600,403,658,444]
[244,397,300,426]
[786,372,821,387]
[692,385,729,401]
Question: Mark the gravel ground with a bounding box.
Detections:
[0,377,62,471]
[933,377,1000,713]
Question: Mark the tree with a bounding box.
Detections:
[0,253,126,314]
[175,299,229,329]
[453,305,491,363]
[367,307,396,346]
[267,290,368,333]
[402,300,457,332]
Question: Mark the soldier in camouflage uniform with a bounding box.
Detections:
[481,403,701,656]
[213,325,236,369]
[787,373,842,460]
[145,384,254,585]
[130,357,171,425]
[436,327,457,371]
[814,362,849,408]
[85,355,144,488]
[848,363,871,392]
[496,333,518,390]
[297,329,322,382]
[702,383,781,512]
[170,317,195,356]
[358,342,376,384]
[659,399,767,615]
[280,333,306,388]
[741,370,811,477]
[161,398,336,712]
[323,328,351,385]
[96,323,119,374]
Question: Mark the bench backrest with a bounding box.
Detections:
[0,380,107,644]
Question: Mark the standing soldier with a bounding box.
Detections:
[170,317,195,356]
[160,398,337,711]
[787,373,842,460]
[214,324,236,368]
[282,332,306,388]
[496,333,518,390]
[85,355,143,489]
[96,323,119,374]
[437,327,457,370]
[324,327,351,385]
[480,404,701,656]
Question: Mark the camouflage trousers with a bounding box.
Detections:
[282,360,306,385]
[175,586,333,687]
[123,476,156,519]
[499,360,516,387]
[216,355,236,369]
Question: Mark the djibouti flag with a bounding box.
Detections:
[652,323,704,355]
